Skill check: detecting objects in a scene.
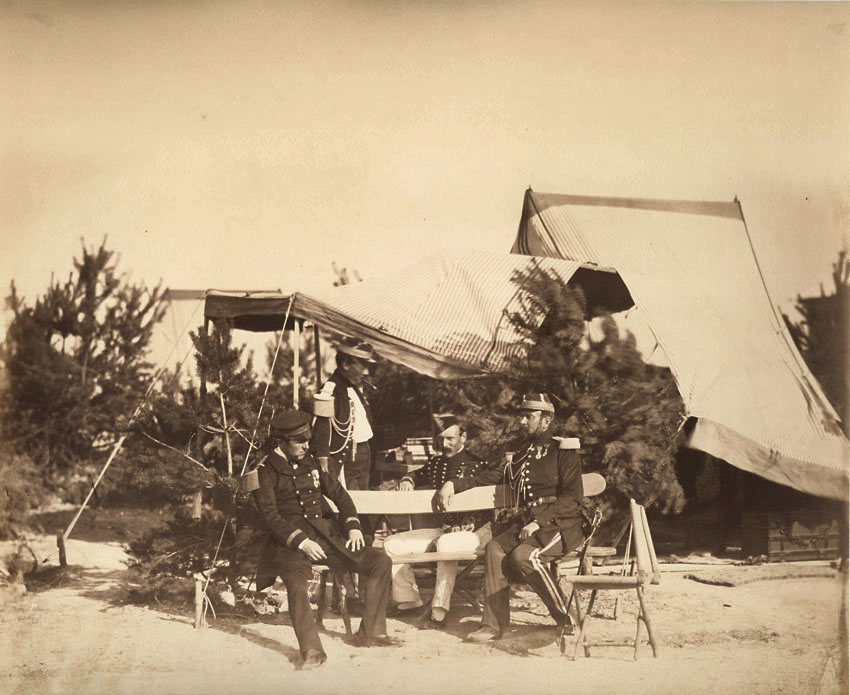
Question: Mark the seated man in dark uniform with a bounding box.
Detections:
[437,393,585,643]
[252,410,401,670]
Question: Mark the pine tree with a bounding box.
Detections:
[365,263,686,523]
[783,250,849,434]
[1,239,166,486]
[507,263,686,516]
[126,320,285,584]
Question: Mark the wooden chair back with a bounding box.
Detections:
[629,498,660,586]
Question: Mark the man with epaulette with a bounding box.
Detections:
[436,392,585,642]
[382,414,492,628]
[252,409,401,670]
[312,338,376,490]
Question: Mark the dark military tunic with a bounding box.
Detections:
[401,447,489,530]
[402,447,480,489]
[253,447,392,657]
[451,425,585,555]
[253,449,362,590]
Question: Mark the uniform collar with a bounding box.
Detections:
[530,423,557,448]
[331,368,356,390]
[270,448,303,473]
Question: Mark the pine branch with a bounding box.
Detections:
[142,432,225,485]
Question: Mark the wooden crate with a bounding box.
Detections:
[741,510,840,562]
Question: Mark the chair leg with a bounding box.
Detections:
[455,556,481,583]
[564,586,577,627]
[572,589,591,660]
[334,575,352,639]
[558,584,578,654]
[337,572,353,639]
[633,591,642,661]
[583,590,597,657]
[635,584,659,658]
[455,558,484,611]
[316,570,329,627]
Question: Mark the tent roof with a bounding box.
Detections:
[204,251,613,380]
[513,189,848,501]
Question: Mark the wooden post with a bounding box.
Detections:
[313,324,322,386]
[56,531,67,568]
[292,320,301,408]
[192,494,204,629]
[219,387,234,478]
[193,574,205,629]
[191,491,202,520]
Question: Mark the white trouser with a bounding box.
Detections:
[383,525,491,610]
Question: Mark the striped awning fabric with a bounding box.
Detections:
[204,252,583,379]
[299,252,583,378]
[513,189,848,500]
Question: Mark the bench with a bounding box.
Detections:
[321,474,614,616]
[349,472,608,562]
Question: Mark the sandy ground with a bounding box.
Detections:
[1,515,848,695]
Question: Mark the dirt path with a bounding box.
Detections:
[1,534,847,695]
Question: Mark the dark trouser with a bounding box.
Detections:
[328,442,372,490]
[347,442,372,490]
[279,546,392,657]
[481,525,574,634]
[330,442,374,540]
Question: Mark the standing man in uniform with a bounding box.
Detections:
[312,339,376,490]
[382,414,492,628]
[437,392,585,642]
[253,410,401,670]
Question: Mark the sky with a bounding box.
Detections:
[2,0,849,366]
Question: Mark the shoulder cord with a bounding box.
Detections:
[504,442,550,509]
[502,456,527,511]
[329,393,355,456]
[328,382,354,455]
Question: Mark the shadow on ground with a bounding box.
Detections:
[27,507,174,544]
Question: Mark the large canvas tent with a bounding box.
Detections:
[511,189,848,501]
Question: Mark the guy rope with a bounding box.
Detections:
[47,296,204,566]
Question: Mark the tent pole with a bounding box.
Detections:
[314,324,322,386]
[193,317,210,628]
[293,319,301,409]
[199,318,209,403]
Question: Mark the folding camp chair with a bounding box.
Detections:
[566,498,660,660]
[552,506,614,651]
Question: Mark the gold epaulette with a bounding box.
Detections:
[553,436,581,450]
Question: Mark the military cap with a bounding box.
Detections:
[519,392,555,414]
[269,410,312,441]
[432,412,465,436]
[337,338,376,363]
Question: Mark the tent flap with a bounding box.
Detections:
[513,188,849,501]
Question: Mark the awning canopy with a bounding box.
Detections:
[512,189,848,501]
[204,252,607,379]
